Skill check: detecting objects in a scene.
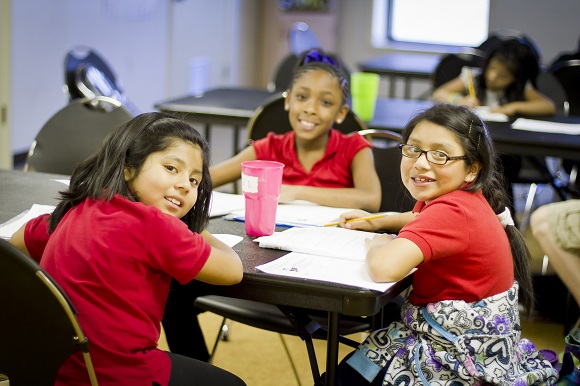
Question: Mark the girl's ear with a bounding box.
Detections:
[335,104,349,124]
[464,162,481,183]
[124,166,134,182]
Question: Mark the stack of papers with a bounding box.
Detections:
[254,226,410,292]
[209,191,245,217]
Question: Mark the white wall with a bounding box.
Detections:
[7,0,258,157]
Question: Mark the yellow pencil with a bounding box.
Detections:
[323,214,385,227]
[466,68,476,98]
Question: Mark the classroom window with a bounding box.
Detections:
[372,0,490,49]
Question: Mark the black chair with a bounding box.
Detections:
[195,297,373,385]
[536,69,570,116]
[0,238,98,385]
[551,59,580,117]
[358,129,416,213]
[246,92,367,145]
[24,96,134,175]
[64,45,140,115]
[431,50,485,89]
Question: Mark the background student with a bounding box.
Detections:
[432,38,557,217]
[210,48,381,212]
[10,113,246,386]
[531,199,580,322]
[334,104,557,385]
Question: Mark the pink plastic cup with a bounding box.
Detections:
[241,160,284,236]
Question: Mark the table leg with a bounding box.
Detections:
[389,76,396,98]
[325,311,339,385]
[404,78,412,99]
[204,123,211,145]
[233,126,240,155]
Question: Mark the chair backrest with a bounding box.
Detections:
[432,50,485,89]
[358,129,416,213]
[64,46,141,115]
[24,96,134,175]
[289,22,321,56]
[551,59,580,116]
[246,93,367,145]
[536,70,569,116]
[0,238,98,385]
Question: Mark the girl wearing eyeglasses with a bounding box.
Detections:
[334,104,558,386]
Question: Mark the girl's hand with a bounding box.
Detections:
[338,209,375,230]
[458,95,480,108]
[278,184,298,203]
[364,234,395,252]
[489,104,518,116]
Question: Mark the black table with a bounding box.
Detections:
[358,52,441,99]
[154,87,275,155]
[369,98,580,161]
[0,169,411,385]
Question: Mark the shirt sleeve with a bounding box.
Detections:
[398,197,469,262]
[145,210,212,284]
[24,214,51,263]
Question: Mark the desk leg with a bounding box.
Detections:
[204,123,211,145]
[389,76,396,98]
[325,311,339,385]
[233,126,240,155]
[404,78,412,99]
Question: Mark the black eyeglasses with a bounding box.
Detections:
[398,144,467,165]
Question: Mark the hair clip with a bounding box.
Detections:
[302,49,337,66]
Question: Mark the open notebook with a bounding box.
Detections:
[254,226,412,292]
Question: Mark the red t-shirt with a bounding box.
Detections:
[24,195,211,385]
[398,189,514,306]
[252,129,370,187]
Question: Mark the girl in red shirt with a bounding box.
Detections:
[211,48,382,212]
[10,113,246,386]
[334,104,558,385]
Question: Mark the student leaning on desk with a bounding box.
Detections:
[9,113,246,386]
[432,38,557,219]
[210,48,381,212]
[331,104,558,385]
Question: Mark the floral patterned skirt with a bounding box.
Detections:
[346,282,559,385]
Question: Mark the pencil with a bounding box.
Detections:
[323,214,385,227]
[466,68,476,98]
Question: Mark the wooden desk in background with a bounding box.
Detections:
[358,52,441,99]
[0,169,411,385]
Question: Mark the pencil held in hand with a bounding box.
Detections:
[467,69,476,98]
[323,214,385,227]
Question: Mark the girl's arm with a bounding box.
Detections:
[338,209,417,232]
[9,224,30,256]
[432,77,479,108]
[194,230,243,285]
[490,87,556,116]
[210,146,258,188]
[279,147,381,212]
[365,236,423,282]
